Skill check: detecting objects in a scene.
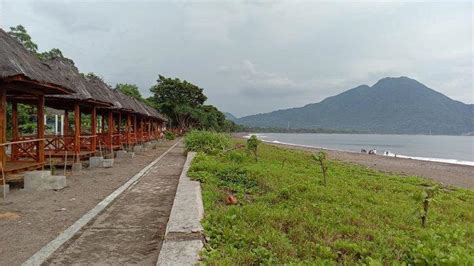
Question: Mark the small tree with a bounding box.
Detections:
[312,151,328,186]
[247,135,259,162]
[419,186,438,228]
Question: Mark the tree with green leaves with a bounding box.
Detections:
[81,72,103,81]
[247,135,260,162]
[8,25,71,64]
[38,48,72,63]
[115,83,144,101]
[149,75,208,130]
[8,25,38,53]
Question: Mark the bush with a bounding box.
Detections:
[185,130,231,155]
[164,131,175,140]
[216,166,258,194]
[247,135,260,162]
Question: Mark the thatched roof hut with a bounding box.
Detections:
[85,76,133,113]
[44,57,112,109]
[0,29,74,95]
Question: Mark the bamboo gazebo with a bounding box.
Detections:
[0,29,75,179]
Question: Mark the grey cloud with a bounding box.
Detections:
[1,0,472,116]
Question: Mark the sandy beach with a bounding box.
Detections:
[234,134,473,189]
[273,142,474,189]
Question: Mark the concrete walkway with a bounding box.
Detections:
[44,142,186,265]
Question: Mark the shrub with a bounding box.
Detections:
[312,151,328,186]
[216,166,258,194]
[247,135,260,162]
[226,150,247,163]
[185,130,231,155]
[164,131,175,140]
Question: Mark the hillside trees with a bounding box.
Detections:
[115,83,144,101]
[149,75,231,131]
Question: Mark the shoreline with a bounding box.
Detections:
[233,134,474,189]
[237,132,474,166]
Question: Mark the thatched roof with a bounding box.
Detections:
[87,77,165,120]
[44,57,112,107]
[139,101,167,121]
[0,28,74,94]
[84,76,131,112]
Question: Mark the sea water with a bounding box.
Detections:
[245,133,474,166]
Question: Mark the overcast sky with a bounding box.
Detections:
[1,1,472,117]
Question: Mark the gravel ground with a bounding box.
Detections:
[269,142,474,189]
[0,139,179,266]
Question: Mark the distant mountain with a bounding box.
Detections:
[236,77,473,135]
[224,112,238,121]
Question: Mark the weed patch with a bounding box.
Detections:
[188,139,474,264]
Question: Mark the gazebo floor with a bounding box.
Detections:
[45,150,96,159]
[2,161,44,176]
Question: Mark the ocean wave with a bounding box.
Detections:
[257,138,474,167]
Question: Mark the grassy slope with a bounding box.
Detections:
[188,140,474,264]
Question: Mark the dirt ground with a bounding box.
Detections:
[0,139,179,266]
[269,142,474,189]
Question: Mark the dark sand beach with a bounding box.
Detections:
[274,142,474,189]
[235,134,473,189]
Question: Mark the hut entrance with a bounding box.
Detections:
[1,94,46,177]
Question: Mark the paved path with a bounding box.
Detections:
[45,142,186,265]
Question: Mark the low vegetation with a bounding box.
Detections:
[164,131,175,140]
[186,132,474,264]
[184,130,231,155]
[246,135,260,162]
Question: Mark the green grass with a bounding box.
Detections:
[188,139,474,265]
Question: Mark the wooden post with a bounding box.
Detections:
[91,106,97,152]
[37,95,45,163]
[0,89,6,168]
[126,114,131,146]
[74,103,81,160]
[64,110,69,136]
[108,111,113,150]
[148,118,151,140]
[11,102,19,159]
[140,117,144,142]
[101,113,106,133]
[118,112,122,146]
[133,115,137,143]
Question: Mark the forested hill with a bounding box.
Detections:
[224,112,238,121]
[236,77,473,135]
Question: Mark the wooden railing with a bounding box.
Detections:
[3,137,45,162]
[79,135,97,149]
[98,133,122,147]
[45,135,74,152]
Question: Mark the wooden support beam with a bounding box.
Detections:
[64,110,69,136]
[37,95,45,163]
[117,112,122,139]
[133,115,137,139]
[91,106,97,152]
[126,114,131,146]
[107,111,113,150]
[148,118,151,139]
[12,102,19,159]
[101,113,105,133]
[140,117,144,142]
[74,103,81,160]
[0,89,6,168]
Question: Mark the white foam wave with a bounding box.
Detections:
[258,138,474,167]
